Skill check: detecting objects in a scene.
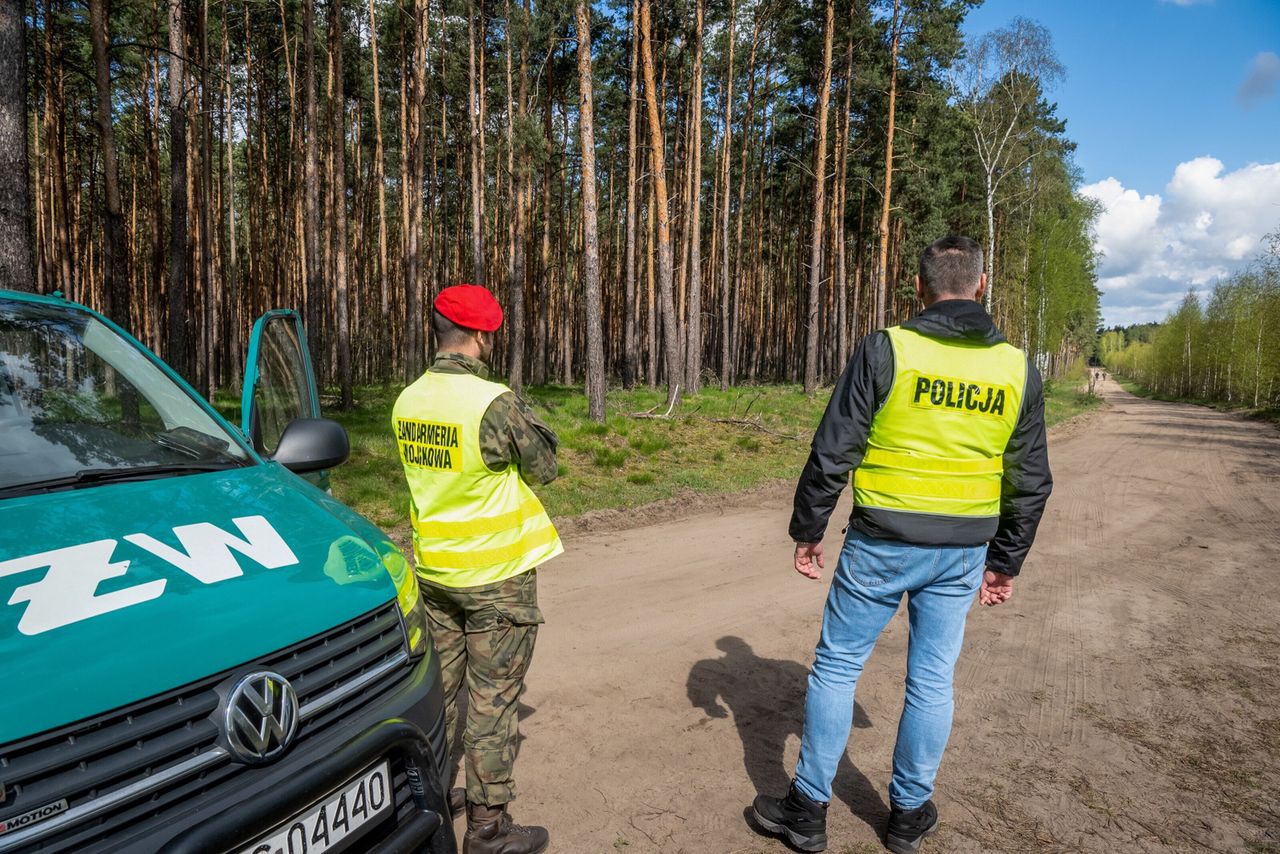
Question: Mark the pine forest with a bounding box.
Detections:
[6,0,1102,415]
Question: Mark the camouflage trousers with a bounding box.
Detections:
[420,569,543,807]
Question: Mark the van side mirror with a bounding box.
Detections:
[271,418,350,474]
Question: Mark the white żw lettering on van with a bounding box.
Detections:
[0,516,299,635]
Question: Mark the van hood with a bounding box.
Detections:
[0,464,403,744]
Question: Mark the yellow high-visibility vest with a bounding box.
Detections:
[392,370,562,588]
[853,326,1027,519]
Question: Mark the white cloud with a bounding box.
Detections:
[1238,51,1280,109]
[1081,157,1280,326]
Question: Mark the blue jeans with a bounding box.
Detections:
[794,530,986,810]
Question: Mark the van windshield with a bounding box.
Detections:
[0,299,250,494]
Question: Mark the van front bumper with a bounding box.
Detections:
[4,646,456,854]
[153,649,456,854]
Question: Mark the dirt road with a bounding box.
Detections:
[460,378,1280,852]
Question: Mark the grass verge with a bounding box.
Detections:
[259,380,1100,537]
[324,384,824,531]
[1113,376,1280,425]
[1044,381,1103,428]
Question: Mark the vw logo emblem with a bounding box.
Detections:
[222,671,300,764]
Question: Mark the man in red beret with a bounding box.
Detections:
[392,284,561,854]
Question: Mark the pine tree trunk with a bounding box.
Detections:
[0,1,33,292]
[730,25,763,388]
[684,0,705,395]
[804,0,834,393]
[574,1,606,421]
[222,15,240,388]
[167,0,190,380]
[646,165,657,389]
[638,0,681,407]
[623,0,640,388]
[875,0,900,331]
[90,0,127,317]
[534,102,551,385]
[303,0,323,364]
[835,26,854,364]
[199,0,216,394]
[368,0,390,379]
[50,7,74,300]
[468,0,485,284]
[330,0,353,408]
[716,0,737,390]
[147,39,163,344]
[504,0,519,378]
[403,0,429,379]
[507,0,530,393]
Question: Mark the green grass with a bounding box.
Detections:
[1043,381,1103,428]
[305,384,828,533]
[215,379,1099,538]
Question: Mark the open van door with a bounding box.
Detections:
[242,310,345,488]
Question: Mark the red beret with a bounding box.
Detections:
[434,284,504,332]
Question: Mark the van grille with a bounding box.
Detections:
[0,602,408,852]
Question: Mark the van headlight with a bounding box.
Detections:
[401,585,430,660]
[377,541,430,660]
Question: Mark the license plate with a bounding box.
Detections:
[240,761,393,854]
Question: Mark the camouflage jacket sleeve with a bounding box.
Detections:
[479,391,560,486]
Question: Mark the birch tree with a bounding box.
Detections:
[953,17,1063,312]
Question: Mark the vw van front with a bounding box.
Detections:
[0,290,454,853]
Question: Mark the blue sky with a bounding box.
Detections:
[962,0,1280,326]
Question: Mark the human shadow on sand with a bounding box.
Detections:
[687,636,887,838]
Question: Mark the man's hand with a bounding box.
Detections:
[979,569,1014,606]
[794,542,825,580]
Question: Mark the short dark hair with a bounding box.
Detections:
[431,310,475,349]
[919,236,984,300]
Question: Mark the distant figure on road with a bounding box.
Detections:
[392,284,561,854]
[751,237,1053,853]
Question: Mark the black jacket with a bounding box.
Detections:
[789,300,1052,576]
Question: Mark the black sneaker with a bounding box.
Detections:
[884,800,939,853]
[750,781,828,852]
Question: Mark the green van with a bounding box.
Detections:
[0,290,455,853]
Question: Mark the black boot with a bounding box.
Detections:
[463,803,549,854]
[447,787,466,817]
[750,781,828,852]
[884,800,938,853]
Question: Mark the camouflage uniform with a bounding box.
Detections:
[427,352,559,481]
[417,352,558,807]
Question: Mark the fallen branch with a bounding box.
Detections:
[731,389,765,418]
[707,417,803,440]
[629,385,680,419]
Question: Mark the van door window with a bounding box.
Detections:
[242,312,320,456]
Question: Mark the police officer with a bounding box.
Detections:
[393,284,560,854]
[751,237,1052,853]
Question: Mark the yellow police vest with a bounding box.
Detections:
[852,326,1027,519]
[392,370,563,588]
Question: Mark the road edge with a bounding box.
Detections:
[557,401,1108,541]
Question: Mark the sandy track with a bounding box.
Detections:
[454,378,1280,852]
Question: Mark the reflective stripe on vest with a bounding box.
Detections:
[392,370,563,588]
[852,326,1027,519]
